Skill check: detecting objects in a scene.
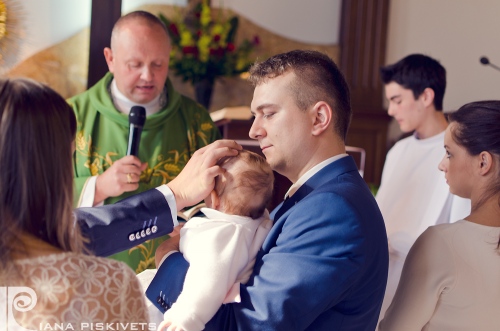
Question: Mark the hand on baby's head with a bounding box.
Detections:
[207,150,274,218]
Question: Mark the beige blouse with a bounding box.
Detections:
[379,220,500,331]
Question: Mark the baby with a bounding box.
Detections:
[157,150,275,331]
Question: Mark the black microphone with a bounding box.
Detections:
[126,106,146,156]
[479,56,500,72]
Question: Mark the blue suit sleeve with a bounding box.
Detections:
[145,252,189,312]
[76,188,175,256]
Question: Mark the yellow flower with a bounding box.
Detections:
[180,29,194,47]
[236,57,247,71]
[197,34,212,62]
[200,2,211,27]
[211,23,224,36]
[211,23,227,47]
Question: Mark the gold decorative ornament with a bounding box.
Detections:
[0,1,7,44]
[0,0,24,73]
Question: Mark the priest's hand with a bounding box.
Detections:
[167,140,242,211]
[94,155,148,205]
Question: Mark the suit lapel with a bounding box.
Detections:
[270,156,359,223]
[271,184,314,221]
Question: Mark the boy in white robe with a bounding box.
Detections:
[375,54,471,326]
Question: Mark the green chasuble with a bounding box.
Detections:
[69,72,221,273]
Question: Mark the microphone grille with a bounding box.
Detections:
[129,106,146,126]
[480,56,490,65]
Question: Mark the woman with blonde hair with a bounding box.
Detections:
[379,100,500,330]
[0,78,148,329]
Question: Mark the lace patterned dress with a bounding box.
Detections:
[3,252,149,330]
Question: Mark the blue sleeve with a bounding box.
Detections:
[145,252,190,312]
[76,188,175,256]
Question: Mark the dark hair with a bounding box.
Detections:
[448,100,500,247]
[249,49,352,142]
[216,150,274,219]
[0,78,85,270]
[112,10,170,45]
[380,54,446,111]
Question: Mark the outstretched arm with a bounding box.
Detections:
[76,140,242,257]
[76,187,175,256]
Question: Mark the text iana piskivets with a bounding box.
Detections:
[38,323,158,331]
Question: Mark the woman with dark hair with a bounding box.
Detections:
[379,100,500,330]
[0,78,148,328]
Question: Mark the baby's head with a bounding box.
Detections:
[205,150,274,219]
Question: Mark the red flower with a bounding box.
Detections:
[182,46,198,55]
[209,47,225,57]
[227,43,235,52]
[169,23,179,37]
[253,35,260,46]
[213,34,221,42]
[196,30,202,38]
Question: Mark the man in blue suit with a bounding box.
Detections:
[77,50,388,330]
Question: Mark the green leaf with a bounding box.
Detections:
[226,16,239,44]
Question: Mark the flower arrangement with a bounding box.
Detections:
[159,1,260,85]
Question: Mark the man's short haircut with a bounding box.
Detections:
[111,10,170,47]
[248,50,352,142]
[380,54,446,111]
[216,150,274,219]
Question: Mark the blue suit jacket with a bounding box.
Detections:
[146,156,389,330]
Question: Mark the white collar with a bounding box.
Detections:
[110,79,165,116]
[284,154,348,199]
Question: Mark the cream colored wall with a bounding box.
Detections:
[2,0,340,73]
[0,0,91,73]
[210,0,342,45]
[386,0,500,111]
[7,0,499,110]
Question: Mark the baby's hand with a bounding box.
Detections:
[158,320,184,331]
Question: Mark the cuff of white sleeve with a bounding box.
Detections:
[156,185,178,227]
[79,176,103,207]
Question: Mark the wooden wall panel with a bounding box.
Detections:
[87,0,122,89]
[340,0,392,185]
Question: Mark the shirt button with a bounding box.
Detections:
[151,225,158,233]
[128,234,135,241]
